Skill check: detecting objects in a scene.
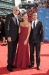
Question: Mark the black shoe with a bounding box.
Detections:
[28,64,34,68]
[1,44,7,46]
[37,66,40,70]
[11,65,16,69]
[7,66,13,72]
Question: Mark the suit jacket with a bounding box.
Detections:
[0,20,2,31]
[5,13,19,41]
[29,20,44,43]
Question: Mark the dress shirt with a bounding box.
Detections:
[14,14,19,25]
[32,19,38,29]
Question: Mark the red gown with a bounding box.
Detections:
[14,26,29,69]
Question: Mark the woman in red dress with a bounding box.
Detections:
[14,12,31,69]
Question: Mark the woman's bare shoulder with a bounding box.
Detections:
[28,22,31,26]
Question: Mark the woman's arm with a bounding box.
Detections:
[26,23,31,41]
[18,22,22,34]
[24,23,31,45]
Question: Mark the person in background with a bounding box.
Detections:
[5,7,20,72]
[1,16,7,46]
[38,2,42,8]
[42,1,47,8]
[0,17,2,40]
[47,0,49,8]
[27,8,32,22]
[29,12,44,70]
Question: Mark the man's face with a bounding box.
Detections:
[13,7,19,15]
[32,13,37,20]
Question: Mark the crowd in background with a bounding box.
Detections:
[27,0,49,21]
[0,0,49,46]
[0,16,7,45]
[37,0,49,8]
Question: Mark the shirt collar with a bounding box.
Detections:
[13,14,18,18]
[32,19,38,23]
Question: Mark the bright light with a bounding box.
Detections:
[27,0,34,3]
[27,0,34,2]
[15,0,34,6]
[15,0,21,6]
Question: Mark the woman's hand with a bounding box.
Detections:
[7,37,11,42]
[24,39,28,45]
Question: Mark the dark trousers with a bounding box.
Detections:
[30,42,41,66]
[7,41,17,67]
[0,33,2,40]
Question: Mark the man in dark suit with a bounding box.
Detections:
[0,17,2,40]
[5,7,20,72]
[29,12,44,70]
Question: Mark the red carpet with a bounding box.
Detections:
[0,42,49,75]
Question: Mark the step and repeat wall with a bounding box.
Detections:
[38,8,49,41]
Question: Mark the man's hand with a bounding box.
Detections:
[7,37,11,42]
[41,42,43,45]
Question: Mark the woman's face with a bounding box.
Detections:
[22,13,28,21]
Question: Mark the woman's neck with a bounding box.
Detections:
[24,20,28,23]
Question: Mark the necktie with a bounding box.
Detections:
[33,21,35,29]
[17,18,19,25]
[15,17,19,25]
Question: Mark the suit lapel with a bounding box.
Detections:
[31,20,39,29]
[12,17,16,24]
[11,13,17,25]
[35,20,39,28]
